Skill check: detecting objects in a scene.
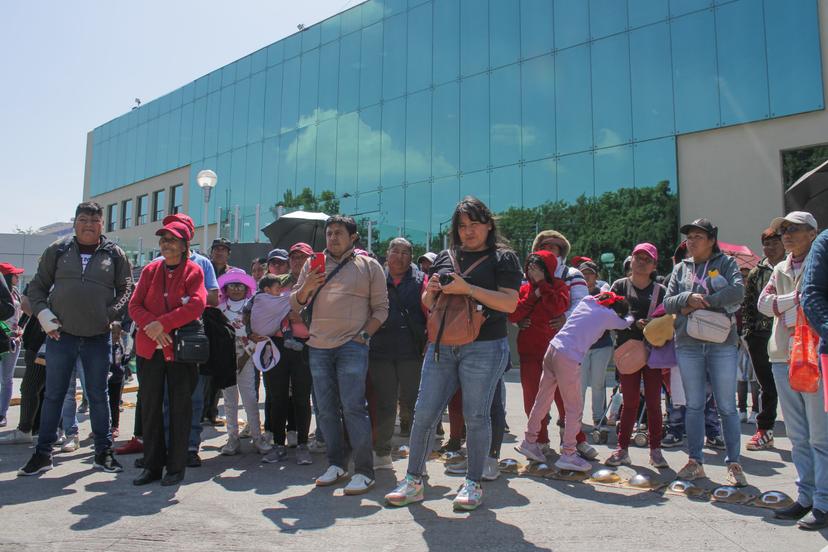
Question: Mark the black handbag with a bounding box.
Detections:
[173,320,210,364]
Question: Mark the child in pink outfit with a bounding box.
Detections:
[516,292,632,472]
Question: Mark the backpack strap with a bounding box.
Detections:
[447,249,490,278]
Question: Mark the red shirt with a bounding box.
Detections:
[129,259,207,361]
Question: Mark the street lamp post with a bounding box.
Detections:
[196,170,218,252]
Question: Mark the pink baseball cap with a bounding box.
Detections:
[289,242,314,257]
[632,242,658,262]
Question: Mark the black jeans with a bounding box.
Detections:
[264,342,312,446]
[489,379,506,458]
[368,355,422,456]
[746,334,777,431]
[108,361,125,430]
[18,349,46,434]
[139,351,198,474]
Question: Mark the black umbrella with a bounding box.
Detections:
[261,210,329,251]
[786,158,828,229]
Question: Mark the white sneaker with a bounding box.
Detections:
[482,457,500,481]
[221,436,241,456]
[54,431,66,447]
[344,473,375,495]
[373,452,393,470]
[286,430,298,448]
[253,435,273,454]
[60,435,80,453]
[239,425,251,439]
[555,452,592,472]
[0,429,33,445]
[576,441,599,460]
[315,465,347,486]
[308,439,327,454]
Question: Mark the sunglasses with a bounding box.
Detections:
[779,224,808,235]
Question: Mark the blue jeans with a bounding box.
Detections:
[61,360,84,436]
[407,338,509,482]
[0,344,21,418]
[309,340,374,478]
[676,342,741,464]
[36,332,112,455]
[772,362,828,510]
[665,393,722,439]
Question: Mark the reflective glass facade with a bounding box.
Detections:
[88,0,823,251]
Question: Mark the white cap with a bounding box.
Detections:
[770,211,818,231]
[418,252,437,263]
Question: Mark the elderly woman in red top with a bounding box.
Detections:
[129,218,206,486]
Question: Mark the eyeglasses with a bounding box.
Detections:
[779,224,807,235]
[226,283,248,290]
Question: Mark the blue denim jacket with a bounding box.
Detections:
[801,229,828,354]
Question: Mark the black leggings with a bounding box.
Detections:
[263,341,312,446]
[489,379,506,458]
[18,349,46,434]
[109,361,126,429]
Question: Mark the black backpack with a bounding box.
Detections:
[200,307,237,388]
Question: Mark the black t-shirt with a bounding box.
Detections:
[429,247,522,341]
[610,278,665,347]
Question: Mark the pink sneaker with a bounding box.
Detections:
[555,452,592,472]
[515,439,547,463]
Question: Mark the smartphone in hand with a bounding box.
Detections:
[310,252,325,273]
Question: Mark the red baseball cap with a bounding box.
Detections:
[632,242,658,262]
[162,213,195,237]
[289,242,314,257]
[0,262,24,275]
[155,221,192,241]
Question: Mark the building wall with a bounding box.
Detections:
[677,0,828,253]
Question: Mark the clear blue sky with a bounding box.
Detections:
[0,0,349,233]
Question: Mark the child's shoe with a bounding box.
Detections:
[515,439,546,463]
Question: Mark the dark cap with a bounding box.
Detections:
[267,248,289,262]
[578,261,599,275]
[680,218,718,238]
[211,238,232,251]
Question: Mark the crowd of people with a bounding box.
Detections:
[2,197,828,530]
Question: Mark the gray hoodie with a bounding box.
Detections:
[663,251,745,347]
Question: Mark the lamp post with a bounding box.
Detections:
[600,252,616,283]
[196,170,217,252]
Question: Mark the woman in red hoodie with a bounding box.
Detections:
[129,219,206,486]
[509,251,570,454]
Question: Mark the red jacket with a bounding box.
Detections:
[129,259,207,361]
[508,251,570,356]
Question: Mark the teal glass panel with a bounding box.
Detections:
[521,54,555,161]
[589,0,627,39]
[363,0,385,26]
[281,57,301,131]
[555,0,589,49]
[245,142,262,213]
[629,23,674,140]
[217,85,235,154]
[432,81,459,178]
[491,164,521,213]
[460,72,489,173]
[433,0,460,84]
[337,112,359,195]
[671,10,719,133]
[316,117,338,192]
[764,0,823,116]
[405,181,431,246]
[381,96,406,187]
[192,96,207,161]
[236,55,252,80]
[379,185,405,241]
[180,102,194,163]
[592,34,632,147]
[125,128,137,184]
[247,71,266,143]
[232,78,250,149]
[267,41,284,67]
[490,64,521,167]
[251,48,267,73]
[634,137,676,191]
[557,151,594,204]
[522,157,556,208]
[321,14,341,44]
[490,0,520,68]
[261,136,280,200]
[339,32,361,113]
[407,2,432,92]
[670,0,712,17]
[431,175,460,235]
[406,90,432,183]
[301,24,321,52]
[221,63,236,88]
[167,108,181,168]
[341,3,363,35]
[194,75,209,99]
[628,0,667,27]
[358,105,382,193]
[230,147,246,208]
[263,64,283,138]
[460,0,488,76]
[318,40,340,116]
[383,14,407,100]
[594,144,633,196]
[556,45,592,154]
[299,49,320,126]
[361,22,383,107]
[284,34,301,60]
[460,170,489,206]
[296,125,317,192]
[135,125,148,182]
[278,131,297,195]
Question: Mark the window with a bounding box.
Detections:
[136,195,149,225]
[170,184,183,215]
[152,190,166,221]
[107,204,118,233]
[121,199,133,229]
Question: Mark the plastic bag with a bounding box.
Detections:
[790,307,820,393]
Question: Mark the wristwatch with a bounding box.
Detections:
[359,330,371,344]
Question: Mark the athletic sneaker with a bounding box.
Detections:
[482,457,500,481]
[649,448,669,469]
[61,435,80,453]
[444,459,468,475]
[253,435,273,455]
[308,439,326,454]
[555,452,592,472]
[453,479,483,511]
[576,441,599,460]
[385,474,424,507]
[262,445,288,463]
[515,440,547,463]
[705,436,726,450]
[0,429,33,445]
[373,452,394,470]
[676,459,706,480]
[604,448,631,467]
[286,430,299,448]
[661,433,684,448]
[315,465,347,486]
[746,429,774,451]
[726,462,748,487]
[344,474,375,495]
[93,450,124,473]
[295,444,313,465]
[221,436,241,456]
[115,436,143,455]
[17,452,53,476]
[239,425,251,439]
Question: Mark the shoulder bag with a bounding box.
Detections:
[684,260,733,343]
[614,279,659,375]
[299,254,353,327]
[162,271,210,364]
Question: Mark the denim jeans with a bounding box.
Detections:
[676,342,741,464]
[61,360,84,436]
[772,362,828,511]
[665,393,722,439]
[36,332,112,456]
[309,340,374,478]
[580,346,613,423]
[407,338,509,482]
[0,343,21,418]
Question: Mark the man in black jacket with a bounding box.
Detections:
[17,202,133,477]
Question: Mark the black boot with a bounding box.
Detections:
[161,470,185,486]
[133,469,162,486]
[774,501,811,520]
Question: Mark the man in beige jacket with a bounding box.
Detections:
[291,215,388,495]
